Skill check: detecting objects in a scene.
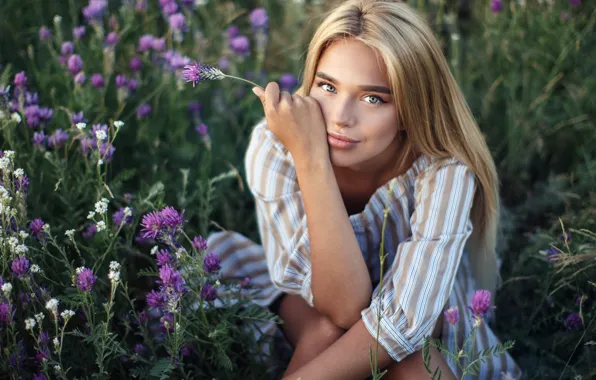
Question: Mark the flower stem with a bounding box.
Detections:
[223,75,262,89]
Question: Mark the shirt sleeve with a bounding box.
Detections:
[244,120,314,306]
[360,160,476,361]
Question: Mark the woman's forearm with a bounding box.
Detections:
[294,153,372,328]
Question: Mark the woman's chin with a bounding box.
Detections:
[329,150,357,168]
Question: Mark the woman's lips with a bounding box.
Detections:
[327,132,360,149]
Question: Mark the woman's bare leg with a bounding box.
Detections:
[383,345,456,380]
[276,294,345,376]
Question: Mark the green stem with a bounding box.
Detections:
[223,75,262,89]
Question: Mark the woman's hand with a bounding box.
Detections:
[252,82,329,161]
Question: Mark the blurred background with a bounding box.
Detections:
[0,0,594,379]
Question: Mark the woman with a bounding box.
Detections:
[208,0,521,378]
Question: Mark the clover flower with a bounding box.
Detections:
[113,207,133,226]
[91,74,105,88]
[129,57,142,72]
[0,303,14,324]
[74,72,86,85]
[146,290,165,309]
[76,268,97,292]
[280,73,298,91]
[82,223,97,239]
[169,13,185,31]
[195,123,208,136]
[15,173,30,194]
[230,36,250,56]
[468,289,495,319]
[11,256,30,278]
[249,8,269,29]
[490,0,502,13]
[33,373,47,380]
[444,306,459,325]
[156,249,173,267]
[67,55,83,75]
[39,26,51,41]
[159,264,185,293]
[61,41,74,57]
[569,0,581,8]
[138,34,155,52]
[140,211,162,240]
[14,72,27,89]
[192,235,208,251]
[73,26,86,40]
[201,284,217,301]
[105,32,119,45]
[160,206,184,229]
[48,129,70,149]
[564,312,583,330]
[203,252,221,274]
[83,0,108,21]
[136,103,151,119]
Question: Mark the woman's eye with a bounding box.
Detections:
[316,81,336,93]
[363,95,383,105]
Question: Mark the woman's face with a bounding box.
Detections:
[308,39,400,173]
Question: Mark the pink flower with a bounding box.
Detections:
[468,289,495,318]
[444,306,459,325]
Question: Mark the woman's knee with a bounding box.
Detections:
[384,345,456,380]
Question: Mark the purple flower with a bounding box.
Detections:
[67,55,83,75]
[219,57,229,70]
[14,72,27,89]
[24,105,40,128]
[39,26,51,41]
[48,129,70,149]
[79,137,95,155]
[230,36,250,56]
[160,313,174,332]
[576,295,587,307]
[129,57,142,72]
[195,123,208,136]
[239,277,251,289]
[91,73,105,88]
[105,32,119,45]
[25,91,38,105]
[546,247,560,263]
[135,0,147,12]
[115,74,127,88]
[182,61,225,87]
[33,373,47,380]
[112,207,133,226]
[33,132,46,147]
[564,312,583,330]
[29,218,46,240]
[169,13,185,31]
[140,211,163,240]
[168,53,191,70]
[560,231,572,243]
[99,142,116,162]
[73,26,86,40]
[83,0,108,21]
[569,0,581,8]
[249,8,269,29]
[162,2,178,15]
[490,0,502,13]
[136,103,151,119]
[18,291,30,307]
[61,41,74,56]
[133,343,147,355]
[82,223,97,239]
[152,38,166,52]
[74,72,86,85]
[226,25,240,39]
[15,174,29,194]
[11,257,30,278]
[468,289,495,318]
[279,73,298,91]
[146,290,165,309]
[159,264,185,292]
[156,249,173,267]
[138,34,154,52]
[0,303,13,324]
[76,268,97,292]
[203,252,221,273]
[192,235,208,251]
[188,101,202,115]
[180,343,193,357]
[444,306,459,325]
[38,107,53,121]
[160,206,184,230]
[201,284,217,301]
[127,79,138,92]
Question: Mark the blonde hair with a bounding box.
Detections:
[296,0,500,294]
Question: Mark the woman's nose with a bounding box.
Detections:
[329,97,355,128]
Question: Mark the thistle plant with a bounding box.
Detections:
[182,61,263,89]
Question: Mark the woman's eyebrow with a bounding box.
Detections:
[315,72,392,94]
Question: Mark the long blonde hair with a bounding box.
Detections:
[296,0,500,294]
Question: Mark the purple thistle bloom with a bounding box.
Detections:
[146,289,165,309]
[201,284,217,301]
[182,61,225,87]
[156,249,173,267]
[15,174,29,194]
[83,0,108,21]
[564,312,583,330]
[112,207,133,226]
[129,57,143,72]
[74,72,86,85]
[468,289,495,318]
[159,206,184,230]
[29,218,46,240]
[169,13,185,31]
[105,32,119,45]
[127,79,138,92]
[82,223,97,239]
[444,306,459,325]
[140,211,163,240]
[48,129,70,149]
[192,235,208,251]
[33,373,47,380]
[33,132,46,147]
[14,72,27,89]
[73,26,86,40]
[569,0,581,8]
[0,303,13,324]
[11,257,30,278]
[115,74,127,88]
[203,252,221,274]
[230,36,250,56]
[195,123,208,136]
[67,55,83,75]
[490,0,502,13]
[61,41,74,56]
[279,73,298,91]
[91,73,105,88]
[249,8,269,28]
[76,268,97,292]
[138,34,155,52]
[227,25,240,39]
[39,26,51,41]
[136,103,152,119]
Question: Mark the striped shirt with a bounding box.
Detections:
[211,119,522,378]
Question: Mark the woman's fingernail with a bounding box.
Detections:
[252,87,258,96]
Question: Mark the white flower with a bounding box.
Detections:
[109,261,121,271]
[30,264,40,273]
[87,211,96,219]
[97,159,104,167]
[10,113,21,123]
[113,120,124,129]
[61,309,75,320]
[175,248,185,259]
[123,207,132,217]
[2,282,12,297]
[53,15,62,24]
[14,245,28,254]
[76,122,87,130]
[35,313,45,323]
[95,130,107,141]
[42,224,51,232]
[65,229,76,239]
[108,270,120,283]
[54,365,61,372]
[53,337,60,348]
[0,157,10,169]
[96,221,106,232]
[13,168,24,178]
[19,230,29,239]
[0,186,9,199]
[4,150,14,159]
[215,280,221,287]
[150,246,159,255]
[95,198,109,215]
[25,318,36,330]
[8,236,18,248]
[45,298,59,314]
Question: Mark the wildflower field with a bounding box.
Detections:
[0,0,594,379]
